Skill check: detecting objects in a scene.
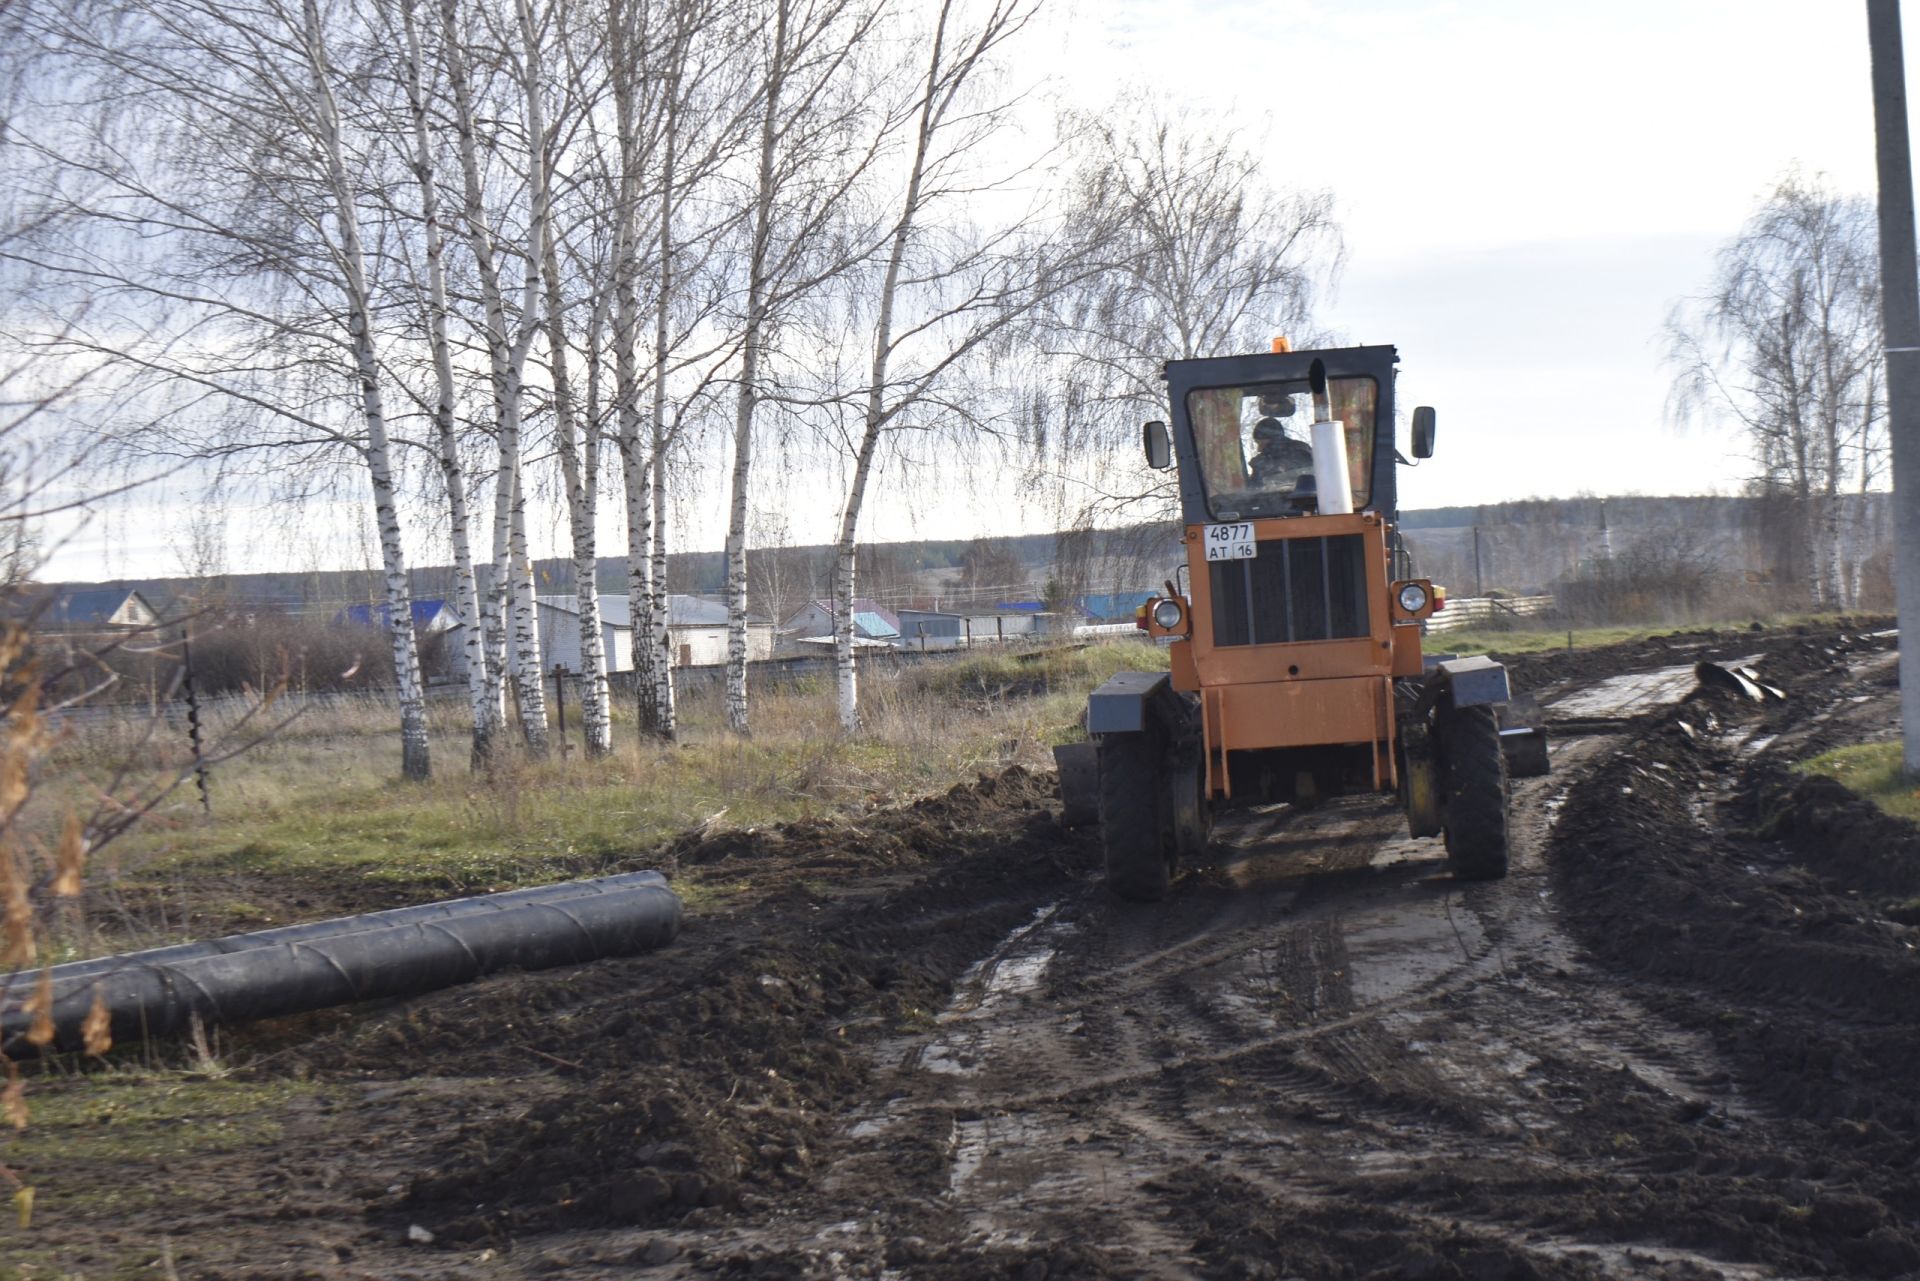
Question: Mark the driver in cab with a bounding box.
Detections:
[1248,393,1312,491]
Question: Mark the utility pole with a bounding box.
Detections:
[1867,0,1920,773]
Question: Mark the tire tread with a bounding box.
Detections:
[1100,733,1170,901]
[1443,705,1509,880]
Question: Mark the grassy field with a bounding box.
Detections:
[35,640,1168,957]
[1434,622,1677,656]
[1800,741,1920,823]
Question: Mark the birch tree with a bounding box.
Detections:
[436,0,548,753]
[604,0,686,742]
[17,0,439,779]
[827,0,1113,730]
[301,0,432,779]
[591,0,749,744]
[517,0,610,755]
[721,0,889,735]
[1038,108,1341,519]
[392,0,493,764]
[1666,172,1885,608]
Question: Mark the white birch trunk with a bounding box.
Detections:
[724,343,759,735]
[518,0,609,756]
[621,435,657,731]
[616,388,659,746]
[509,459,549,749]
[723,0,788,736]
[833,0,946,732]
[1821,492,1844,611]
[437,0,513,749]
[400,0,491,766]
[832,536,859,729]
[303,0,429,780]
[649,428,676,734]
[607,0,660,739]
[647,56,680,740]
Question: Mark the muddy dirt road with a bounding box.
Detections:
[9,623,1920,1281]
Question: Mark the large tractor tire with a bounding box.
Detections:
[1441,704,1509,881]
[1099,731,1172,902]
[1168,749,1211,866]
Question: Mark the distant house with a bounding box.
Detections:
[654,594,774,668]
[27,587,161,631]
[781,599,901,645]
[530,594,634,675]
[960,610,1046,642]
[335,598,460,633]
[524,594,774,673]
[894,608,965,652]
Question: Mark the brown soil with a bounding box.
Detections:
[8,621,1919,1281]
[1550,646,1920,1278]
[1493,615,1893,693]
[374,769,1093,1240]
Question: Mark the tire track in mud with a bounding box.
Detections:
[677,626,1909,1279]
[739,717,1850,1281]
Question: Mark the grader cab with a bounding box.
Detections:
[1057,342,1549,901]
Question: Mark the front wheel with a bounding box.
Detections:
[1099,731,1171,902]
[1441,704,1509,881]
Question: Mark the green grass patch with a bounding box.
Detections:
[0,1075,326,1228]
[4,1077,320,1167]
[1436,623,1690,656]
[1800,741,1920,822]
[1,1250,151,1281]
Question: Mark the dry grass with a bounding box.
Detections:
[31,642,1168,956]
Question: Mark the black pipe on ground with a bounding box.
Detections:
[42,870,670,985]
[1,875,682,1057]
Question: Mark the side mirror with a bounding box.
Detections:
[1411,406,1436,459]
[1143,420,1172,470]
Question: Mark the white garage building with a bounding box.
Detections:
[530,593,774,672]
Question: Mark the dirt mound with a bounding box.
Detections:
[1747,765,1920,900]
[664,766,1061,870]
[1492,617,1891,694]
[292,767,1096,1241]
[1551,686,1920,1277]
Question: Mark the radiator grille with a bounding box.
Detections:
[1209,534,1370,646]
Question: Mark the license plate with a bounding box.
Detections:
[1203,522,1256,561]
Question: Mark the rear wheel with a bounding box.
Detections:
[1099,731,1171,902]
[1441,704,1509,880]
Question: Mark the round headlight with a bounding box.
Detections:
[1397,583,1429,614]
[1152,599,1185,630]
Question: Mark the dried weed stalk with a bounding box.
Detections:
[0,610,293,1214]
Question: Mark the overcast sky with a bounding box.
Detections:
[38,0,1912,581]
[1066,0,1896,514]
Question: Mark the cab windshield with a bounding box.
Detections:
[1186,377,1376,519]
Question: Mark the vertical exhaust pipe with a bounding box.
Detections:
[1307,360,1354,516]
